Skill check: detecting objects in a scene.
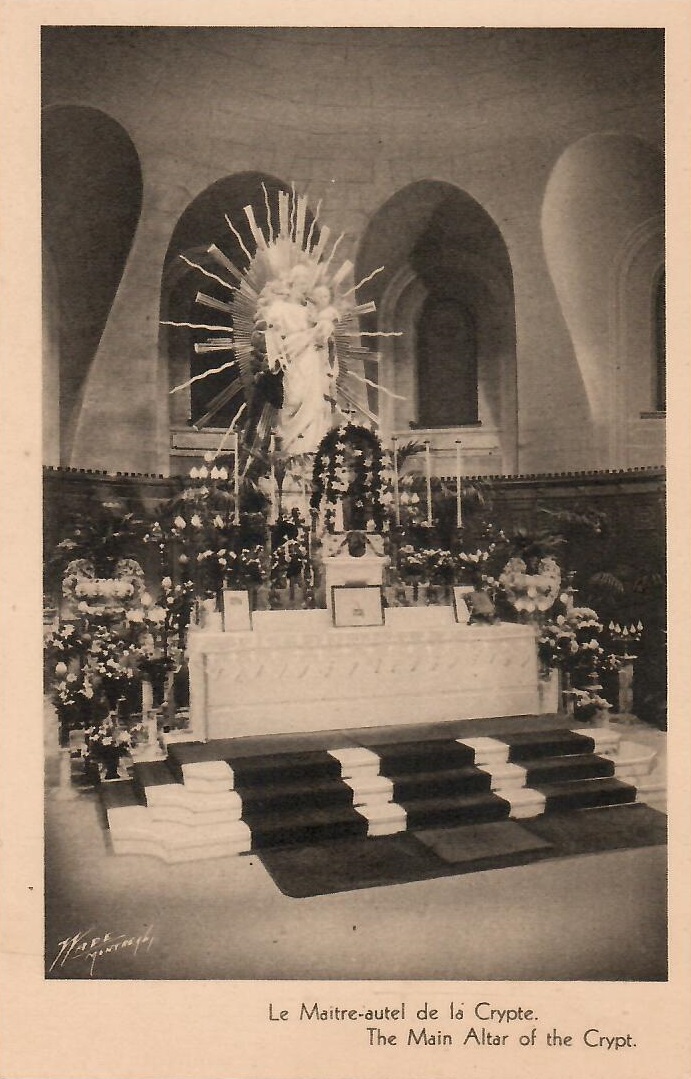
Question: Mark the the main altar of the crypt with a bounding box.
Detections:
[187,608,540,740]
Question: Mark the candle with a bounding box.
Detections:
[424,440,433,525]
[392,436,400,526]
[233,432,240,524]
[455,440,462,528]
[334,499,344,532]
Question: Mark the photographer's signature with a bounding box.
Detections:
[49,925,154,977]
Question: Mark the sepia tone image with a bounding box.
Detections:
[40,25,667,983]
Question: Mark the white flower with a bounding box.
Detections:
[148,606,166,624]
[77,601,89,613]
[203,451,215,464]
[198,466,209,480]
[189,466,199,480]
[213,515,224,529]
[191,514,203,528]
[174,516,186,530]
[126,609,144,623]
[210,466,220,480]
[161,576,172,591]
[218,467,228,481]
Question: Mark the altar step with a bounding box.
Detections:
[100,724,661,864]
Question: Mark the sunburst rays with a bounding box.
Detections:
[165,185,404,465]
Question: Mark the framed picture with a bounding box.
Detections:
[222,589,252,632]
[331,585,384,628]
[452,585,473,624]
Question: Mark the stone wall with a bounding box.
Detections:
[42,27,665,477]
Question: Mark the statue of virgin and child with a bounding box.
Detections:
[253,264,342,455]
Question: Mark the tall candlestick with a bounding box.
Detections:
[141,677,153,717]
[424,440,433,525]
[233,432,240,524]
[269,435,277,523]
[297,435,308,520]
[392,436,400,526]
[455,440,462,529]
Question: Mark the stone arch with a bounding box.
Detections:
[356,181,517,473]
[41,105,143,465]
[653,267,665,413]
[542,132,664,468]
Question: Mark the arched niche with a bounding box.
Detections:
[542,132,664,468]
[41,105,142,466]
[42,248,60,466]
[161,172,319,440]
[355,181,518,474]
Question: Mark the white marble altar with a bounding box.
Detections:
[187,607,540,740]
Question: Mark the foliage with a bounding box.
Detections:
[311,424,390,532]
[48,501,147,577]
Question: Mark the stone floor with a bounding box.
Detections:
[44,703,667,981]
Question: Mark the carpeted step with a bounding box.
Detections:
[387,765,493,802]
[166,738,236,766]
[500,729,596,762]
[536,777,637,812]
[245,804,370,851]
[400,791,511,830]
[521,753,615,785]
[374,739,476,775]
[238,776,356,814]
[225,750,344,788]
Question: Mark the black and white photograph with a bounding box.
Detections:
[1,5,690,1079]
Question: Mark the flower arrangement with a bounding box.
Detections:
[425,548,456,586]
[44,623,83,666]
[537,604,605,679]
[397,544,427,582]
[86,625,142,708]
[457,548,494,587]
[84,721,132,779]
[498,555,562,617]
[222,546,267,590]
[52,669,94,711]
[272,536,308,583]
[568,687,613,721]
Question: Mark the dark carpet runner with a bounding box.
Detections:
[257,806,667,898]
[100,724,665,894]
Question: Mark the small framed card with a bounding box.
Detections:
[331,585,384,628]
[222,589,252,632]
[452,585,473,624]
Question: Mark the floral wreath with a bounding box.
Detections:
[62,557,146,615]
[310,423,387,532]
[498,555,562,616]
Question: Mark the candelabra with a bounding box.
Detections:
[607,621,643,716]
